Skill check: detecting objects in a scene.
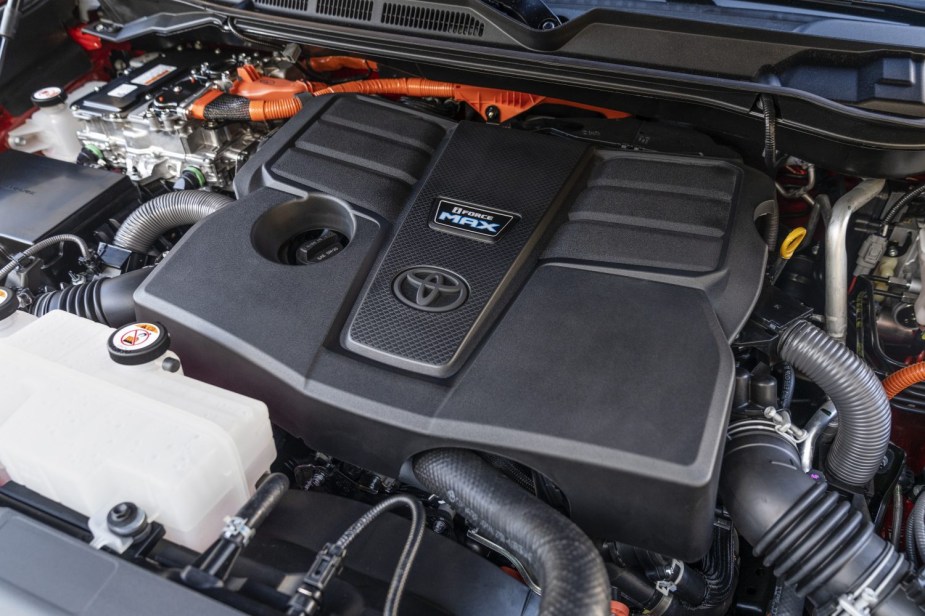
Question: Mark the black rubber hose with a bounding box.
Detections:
[0,233,92,282]
[608,522,737,615]
[778,320,891,488]
[29,267,152,327]
[237,473,290,529]
[413,449,610,616]
[762,200,780,252]
[720,423,911,612]
[190,473,290,584]
[329,494,425,616]
[778,361,795,411]
[770,581,805,616]
[286,494,426,616]
[912,491,925,565]
[907,512,919,568]
[893,485,904,551]
[113,190,234,253]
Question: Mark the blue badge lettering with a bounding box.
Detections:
[430,199,517,241]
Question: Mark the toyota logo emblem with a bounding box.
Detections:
[393,267,469,312]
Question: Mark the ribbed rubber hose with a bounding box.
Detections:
[113,191,234,253]
[720,423,910,612]
[0,234,91,282]
[413,449,610,616]
[884,362,925,399]
[29,267,151,327]
[912,491,925,565]
[778,320,891,488]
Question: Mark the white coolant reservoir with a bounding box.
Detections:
[0,310,276,551]
[7,84,101,162]
[0,287,34,338]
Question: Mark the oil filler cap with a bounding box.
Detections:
[108,321,170,365]
[0,287,17,321]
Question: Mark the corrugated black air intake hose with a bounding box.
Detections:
[113,190,234,253]
[778,320,891,489]
[29,267,152,327]
[412,449,610,616]
[720,422,917,614]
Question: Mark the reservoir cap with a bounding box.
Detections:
[108,321,170,365]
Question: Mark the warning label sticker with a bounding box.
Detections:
[130,64,177,86]
[113,323,161,351]
[108,83,139,98]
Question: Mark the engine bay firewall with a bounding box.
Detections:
[135,95,771,559]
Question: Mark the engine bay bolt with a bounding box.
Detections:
[107,502,149,538]
[485,105,501,122]
[540,19,558,30]
[887,244,901,257]
[161,357,181,373]
[431,518,449,534]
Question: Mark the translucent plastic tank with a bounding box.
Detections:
[7,83,102,162]
[0,310,276,551]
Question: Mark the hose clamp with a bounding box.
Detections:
[654,559,684,596]
[221,515,255,545]
[466,529,542,595]
[832,547,906,616]
[763,407,808,442]
[727,418,800,449]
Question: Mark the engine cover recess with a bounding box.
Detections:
[136,96,770,559]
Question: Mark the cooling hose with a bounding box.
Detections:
[113,190,234,253]
[29,267,151,327]
[607,522,737,615]
[412,449,610,616]
[778,320,891,489]
[185,473,290,586]
[719,421,913,614]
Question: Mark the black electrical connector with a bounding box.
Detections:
[286,543,347,616]
[286,494,426,616]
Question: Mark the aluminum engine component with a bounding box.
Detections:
[70,53,264,190]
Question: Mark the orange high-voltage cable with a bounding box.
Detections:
[190,72,629,123]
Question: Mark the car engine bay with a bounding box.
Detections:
[2,1,925,614]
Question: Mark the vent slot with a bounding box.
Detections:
[317,0,374,20]
[253,0,311,13]
[381,3,484,37]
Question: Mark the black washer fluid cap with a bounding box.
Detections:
[0,286,17,321]
[108,321,170,365]
[31,87,67,108]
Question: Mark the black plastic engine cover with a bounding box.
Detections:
[136,96,770,559]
